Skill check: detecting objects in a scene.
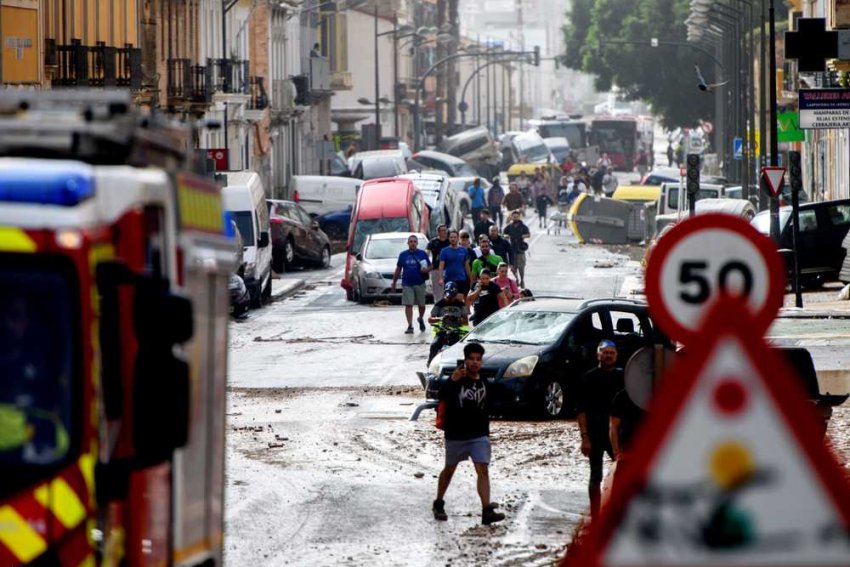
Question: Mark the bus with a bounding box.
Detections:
[590,115,640,171]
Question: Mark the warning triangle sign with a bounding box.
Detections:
[564,305,850,566]
[762,167,786,198]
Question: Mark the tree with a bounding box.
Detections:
[562,0,716,127]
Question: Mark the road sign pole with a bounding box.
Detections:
[790,171,803,308]
[769,0,781,244]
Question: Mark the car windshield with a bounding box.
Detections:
[467,309,576,345]
[410,179,443,208]
[365,238,407,259]
[352,218,410,254]
[752,210,790,235]
[667,187,721,210]
[0,258,77,467]
[232,211,254,243]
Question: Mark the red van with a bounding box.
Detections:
[341,177,431,299]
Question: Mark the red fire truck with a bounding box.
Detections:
[0,91,232,566]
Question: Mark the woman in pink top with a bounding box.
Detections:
[494,262,521,307]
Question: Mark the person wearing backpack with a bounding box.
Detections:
[433,342,505,525]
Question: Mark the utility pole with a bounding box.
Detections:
[374,4,380,149]
[517,0,525,129]
[759,0,768,213]
[768,0,780,243]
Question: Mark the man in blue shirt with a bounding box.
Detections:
[438,229,472,296]
[391,234,431,333]
[467,178,487,223]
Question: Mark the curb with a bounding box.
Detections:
[271,279,306,300]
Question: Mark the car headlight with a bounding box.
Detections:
[503,355,539,378]
[428,354,443,374]
[365,271,382,279]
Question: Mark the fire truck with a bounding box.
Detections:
[0,91,232,566]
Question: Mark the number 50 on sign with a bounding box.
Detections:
[645,215,785,343]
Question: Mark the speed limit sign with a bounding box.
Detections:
[645,214,785,343]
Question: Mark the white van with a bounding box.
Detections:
[223,171,272,306]
[289,175,361,217]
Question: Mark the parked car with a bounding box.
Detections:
[752,199,850,287]
[289,175,361,217]
[398,172,461,232]
[267,199,332,272]
[502,132,555,165]
[425,297,669,418]
[542,136,571,164]
[640,167,726,187]
[438,126,501,177]
[348,150,408,180]
[341,177,431,299]
[223,171,272,307]
[317,206,353,241]
[349,231,432,303]
[410,150,478,178]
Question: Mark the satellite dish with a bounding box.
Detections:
[624,345,677,410]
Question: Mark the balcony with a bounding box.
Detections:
[167,59,212,106]
[51,39,141,89]
[307,55,331,94]
[245,76,269,121]
[330,71,353,91]
[207,58,250,103]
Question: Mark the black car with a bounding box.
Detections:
[267,199,332,272]
[424,297,669,419]
[751,199,850,287]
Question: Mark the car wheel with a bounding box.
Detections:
[540,379,567,419]
[323,222,345,241]
[284,238,296,268]
[318,246,332,268]
[352,280,365,304]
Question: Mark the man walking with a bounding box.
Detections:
[503,210,530,288]
[391,234,431,333]
[488,176,505,227]
[473,209,495,240]
[433,342,505,525]
[467,178,487,222]
[438,229,472,295]
[487,225,511,268]
[576,340,624,519]
[470,236,503,283]
[427,225,450,302]
[503,182,525,214]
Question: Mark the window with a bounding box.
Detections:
[0,256,79,468]
[319,11,348,73]
[799,209,818,232]
[232,211,255,243]
[828,205,850,226]
[609,310,646,338]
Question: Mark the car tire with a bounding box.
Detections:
[353,279,366,304]
[540,379,568,419]
[323,222,345,241]
[283,238,296,269]
[318,246,332,269]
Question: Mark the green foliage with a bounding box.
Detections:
[562,0,718,128]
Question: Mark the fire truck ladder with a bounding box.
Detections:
[0,90,196,170]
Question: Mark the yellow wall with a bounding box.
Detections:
[41,0,138,47]
[2,5,39,83]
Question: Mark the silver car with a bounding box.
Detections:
[349,231,432,303]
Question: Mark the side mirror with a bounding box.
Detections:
[258,231,270,248]
[132,280,194,466]
[355,253,363,261]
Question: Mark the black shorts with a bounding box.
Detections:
[589,436,614,483]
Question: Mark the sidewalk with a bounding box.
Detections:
[268,252,347,300]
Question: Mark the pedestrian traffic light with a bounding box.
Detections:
[686,153,700,196]
[533,46,541,67]
[788,150,803,193]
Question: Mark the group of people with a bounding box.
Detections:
[432,339,644,525]
[390,213,530,336]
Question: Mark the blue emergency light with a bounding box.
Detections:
[0,161,95,206]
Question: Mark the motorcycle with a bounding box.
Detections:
[427,318,471,366]
[229,273,251,318]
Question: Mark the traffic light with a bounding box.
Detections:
[686,153,700,196]
[788,150,803,193]
[533,46,540,66]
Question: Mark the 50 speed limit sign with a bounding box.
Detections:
[645,214,785,343]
